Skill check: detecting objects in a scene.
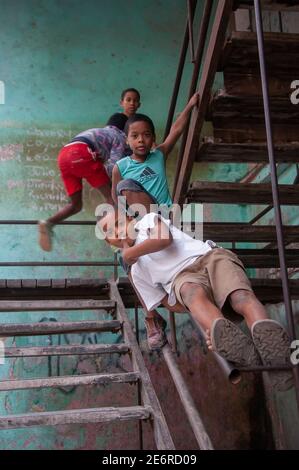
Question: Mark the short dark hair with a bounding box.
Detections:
[121,88,141,101]
[106,113,128,131]
[124,113,155,136]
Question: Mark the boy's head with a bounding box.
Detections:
[124,114,156,158]
[98,210,136,248]
[120,88,141,117]
[106,113,128,131]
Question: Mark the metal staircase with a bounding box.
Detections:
[0,278,175,449]
[168,0,299,415]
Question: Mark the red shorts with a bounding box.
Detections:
[58,142,110,196]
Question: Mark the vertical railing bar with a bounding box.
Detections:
[169,311,178,354]
[188,0,196,63]
[254,0,299,413]
[163,1,197,140]
[134,303,144,450]
[172,0,214,194]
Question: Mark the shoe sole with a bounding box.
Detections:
[211,318,261,367]
[251,319,294,392]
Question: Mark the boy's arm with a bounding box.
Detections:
[158,92,199,159]
[111,164,122,205]
[122,217,173,265]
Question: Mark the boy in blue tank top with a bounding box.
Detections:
[112,92,199,214]
[111,93,199,349]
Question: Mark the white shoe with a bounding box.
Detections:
[38,220,53,252]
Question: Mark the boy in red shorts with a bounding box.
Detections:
[38,113,127,251]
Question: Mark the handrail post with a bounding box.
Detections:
[254,0,299,412]
[172,0,214,195]
[173,0,234,206]
[163,0,197,140]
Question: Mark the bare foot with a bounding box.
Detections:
[205,329,213,351]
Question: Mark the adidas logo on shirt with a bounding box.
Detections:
[139,166,156,183]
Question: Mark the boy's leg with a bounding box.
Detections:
[228,289,268,329]
[179,282,223,331]
[96,183,114,206]
[38,190,83,252]
[144,310,167,350]
[229,289,293,391]
[179,282,260,366]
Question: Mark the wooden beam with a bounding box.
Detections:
[220,31,299,73]
[187,182,299,204]
[0,320,122,337]
[234,0,299,10]
[0,406,152,429]
[4,344,129,358]
[0,299,115,312]
[234,248,299,268]
[209,92,299,125]
[202,222,299,243]
[117,277,299,305]
[196,140,299,163]
[0,372,139,391]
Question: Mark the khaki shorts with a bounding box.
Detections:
[172,248,253,321]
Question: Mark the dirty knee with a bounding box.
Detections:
[180,282,207,308]
[229,289,257,311]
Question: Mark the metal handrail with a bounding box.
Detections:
[0,219,118,268]
[0,220,95,225]
[253,0,299,413]
[163,0,197,140]
[173,0,234,205]
[172,0,214,195]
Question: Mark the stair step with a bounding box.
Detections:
[196,139,299,163]
[219,31,299,73]
[0,299,116,312]
[0,278,110,301]
[251,278,299,303]
[187,181,299,204]
[209,92,299,125]
[234,1,299,11]
[233,248,299,267]
[4,344,129,358]
[0,372,139,391]
[202,222,299,243]
[0,320,122,337]
[117,276,299,307]
[0,405,151,429]
[223,70,292,97]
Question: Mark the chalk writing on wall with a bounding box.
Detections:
[1,128,74,214]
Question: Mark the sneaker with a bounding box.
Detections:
[144,315,167,351]
[251,319,294,392]
[38,220,53,252]
[210,318,261,367]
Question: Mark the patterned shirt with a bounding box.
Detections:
[71,126,127,166]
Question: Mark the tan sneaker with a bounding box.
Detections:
[38,220,53,252]
[251,319,294,392]
[144,315,167,351]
